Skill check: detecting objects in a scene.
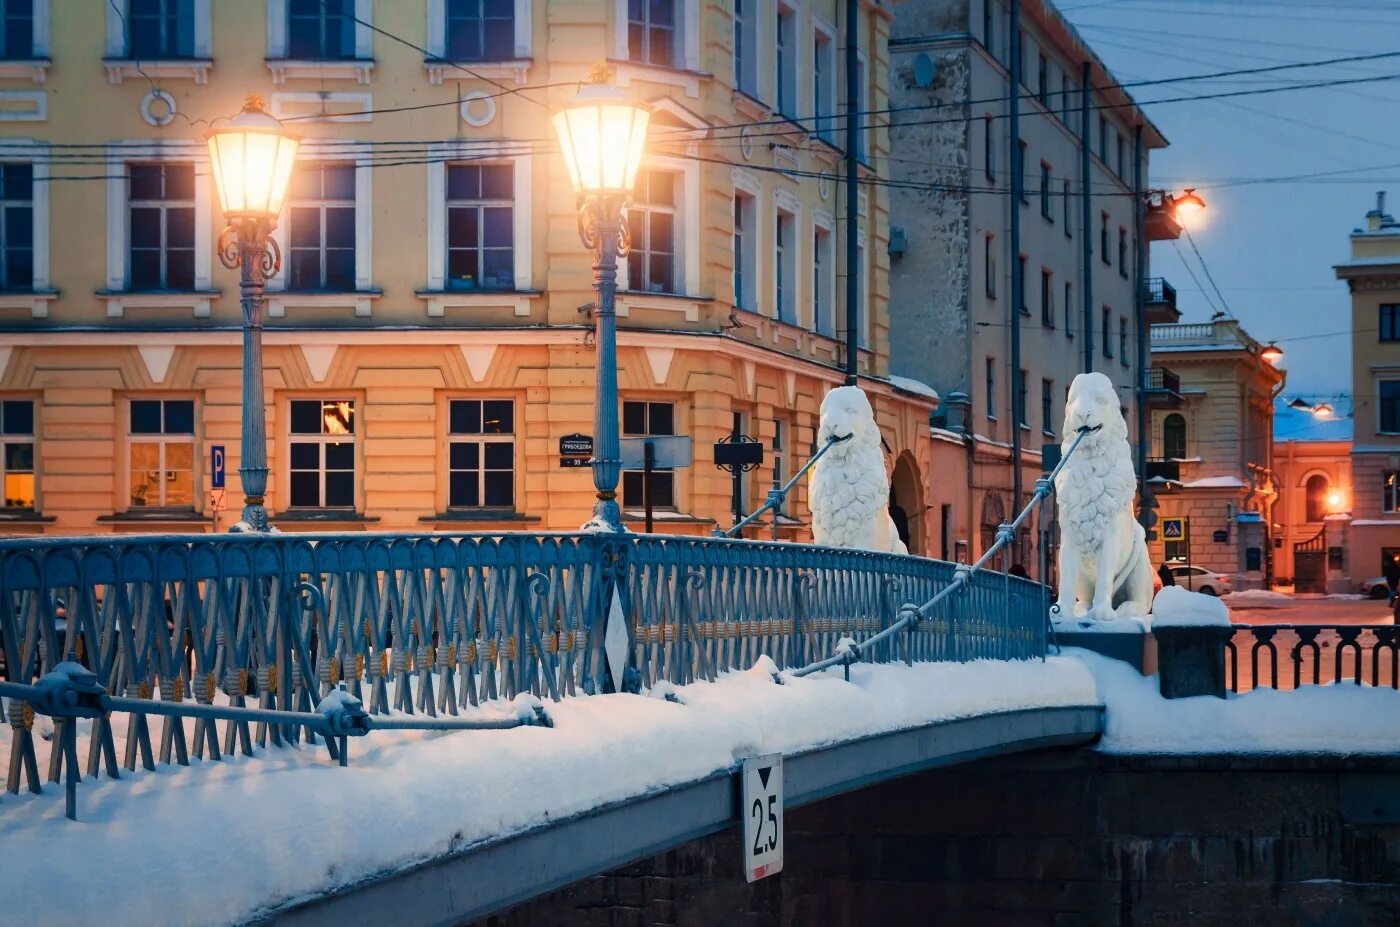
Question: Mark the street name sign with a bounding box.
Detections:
[741,753,784,883]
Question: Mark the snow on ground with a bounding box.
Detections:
[1072,649,1400,755]
[1152,586,1231,627]
[1,657,1096,927]
[1221,589,1295,609]
[1052,614,1152,634]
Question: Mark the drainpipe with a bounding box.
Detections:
[1134,124,1152,531]
[1008,0,1024,533]
[1079,61,1093,372]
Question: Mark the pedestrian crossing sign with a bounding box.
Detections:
[1162,517,1185,540]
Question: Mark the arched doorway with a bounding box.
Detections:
[889,452,924,556]
[1304,474,1330,523]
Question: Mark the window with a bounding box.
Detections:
[1163,413,1186,460]
[1305,474,1330,523]
[288,399,355,508]
[446,0,514,61]
[128,162,194,291]
[288,163,356,291]
[1102,307,1112,358]
[733,193,754,310]
[628,170,676,294]
[1039,162,1052,220]
[853,55,867,162]
[1381,380,1400,433]
[775,2,796,117]
[774,209,794,323]
[1041,379,1054,435]
[628,0,675,67]
[1380,304,1400,342]
[1119,315,1128,363]
[1064,281,1073,335]
[1016,369,1028,428]
[1040,269,1053,326]
[1,0,33,58]
[1118,227,1128,276]
[1062,179,1072,235]
[448,398,514,508]
[0,163,32,290]
[1060,73,1072,126]
[1116,132,1125,178]
[734,0,756,97]
[856,240,868,347]
[1100,212,1110,264]
[985,357,996,420]
[0,399,33,509]
[288,0,355,59]
[1017,255,1027,316]
[983,116,995,181]
[1098,115,1107,162]
[771,419,787,511]
[1385,471,1400,514]
[1165,539,1186,562]
[813,224,833,335]
[446,162,514,291]
[984,234,996,299]
[621,401,675,508]
[981,0,994,57]
[813,28,834,143]
[1037,54,1048,106]
[128,0,194,58]
[129,398,194,509]
[1017,140,1028,203]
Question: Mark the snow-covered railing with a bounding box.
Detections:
[1228,625,1400,693]
[0,529,1047,814]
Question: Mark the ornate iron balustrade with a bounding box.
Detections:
[0,530,1049,814]
[1143,277,1177,311]
[1227,625,1400,693]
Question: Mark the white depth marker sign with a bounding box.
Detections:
[741,753,784,882]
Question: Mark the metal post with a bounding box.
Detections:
[1080,60,1094,373]
[581,197,627,532]
[1008,0,1024,531]
[218,219,279,533]
[843,0,859,385]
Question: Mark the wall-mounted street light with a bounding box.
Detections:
[1312,402,1334,418]
[553,68,651,532]
[206,95,300,531]
[1144,187,1208,241]
[1171,188,1206,221]
[1260,341,1284,365]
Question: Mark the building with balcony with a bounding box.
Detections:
[0,0,938,547]
[1147,319,1286,588]
[1334,192,1400,587]
[1272,399,1352,593]
[881,0,1167,568]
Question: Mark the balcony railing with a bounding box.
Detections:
[1145,458,1181,482]
[1143,277,1177,310]
[1147,366,1181,394]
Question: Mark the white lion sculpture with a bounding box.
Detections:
[1053,372,1153,620]
[809,386,908,555]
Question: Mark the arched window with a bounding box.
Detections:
[1305,474,1330,522]
[1162,413,1187,460]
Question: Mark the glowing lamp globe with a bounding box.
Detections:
[1173,188,1206,220]
[1327,491,1344,510]
[1260,342,1284,365]
[206,95,301,222]
[553,81,650,197]
[1312,402,1333,418]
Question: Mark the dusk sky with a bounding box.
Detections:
[1059,0,1400,403]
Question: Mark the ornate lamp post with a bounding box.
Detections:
[205,96,300,531]
[552,72,651,532]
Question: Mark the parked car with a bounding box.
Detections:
[1166,564,1234,597]
[1359,576,1394,600]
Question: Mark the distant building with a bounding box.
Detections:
[1334,193,1400,587]
[884,0,1169,568]
[1147,319,1285,589]
[1273,401,1352,593]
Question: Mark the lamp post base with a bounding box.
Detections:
[580,496,628,534]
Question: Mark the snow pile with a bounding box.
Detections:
[1151,586,1231,627]
[1072,649,1400,754]
[1052,614,1151,634]
[0,657,1095,927]
[1221,589,1294,609]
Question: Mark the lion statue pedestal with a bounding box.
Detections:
[1053,372,1154,620]
[809,386,907,555]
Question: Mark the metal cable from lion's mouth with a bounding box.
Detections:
[1076,424,1103,435]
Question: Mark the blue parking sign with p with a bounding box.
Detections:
[211,445,226,489]
[1162,517,1184,540]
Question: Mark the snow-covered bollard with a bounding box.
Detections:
[1151,586,1233,700]
[510,692,553,728]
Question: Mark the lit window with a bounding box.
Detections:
[627,170,676,294]
[448,398,514,508]
[0,163,32,291]
[0,399,34,509]
[446,162,514,291]
[288,0,355,59]
[1384,470,1399,513]
[128,162,195,291]
[288,399,355,508]
[446,0,514,61]
[622,401,675,509]
[129,398,194,509]
[288,163,356,291]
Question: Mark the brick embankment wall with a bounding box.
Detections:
[474,751,1400,927]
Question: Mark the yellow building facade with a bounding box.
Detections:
[0,0,935,544]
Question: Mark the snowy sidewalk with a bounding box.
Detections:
[2,657,1096,927]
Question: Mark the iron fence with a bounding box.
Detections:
[1228,625,1400,692]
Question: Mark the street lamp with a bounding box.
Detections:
[1170,188,1206,222]
[553,70,651,532]
[1260,342,1284,365]
[206,95,300,531]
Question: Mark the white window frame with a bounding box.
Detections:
[266,0,374,83]
[774,189,802,325]
[734,0,760,100]
[426,142,532,294]
[445,396,517,510]
[267,144,374,315]
[0,141,49,318]
[103,142,212,315]
[813,211,835,336]
[620,154,699,297]
[0,397,35,510]
[855,233,868,348]
[612,0,701,96]
[124,396,196,511]
[285,397,358,510]
[732,189,757,312]
[0,0,48,83]
[813,19,835,143]
[104,0,212,84]
[423,0,531,85]
[775,0,799,118]
[731,167,763,313]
